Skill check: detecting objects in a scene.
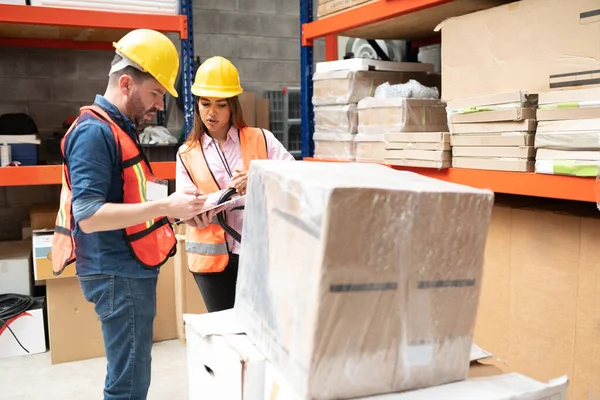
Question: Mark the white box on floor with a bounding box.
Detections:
[265,359,568,400]
[0,240,32,296]
[0,297,46,359]
[184,310,265,400]
[236,160,494,400]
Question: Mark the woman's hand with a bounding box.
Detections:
[229,169,248,195]
[184,207,223,229]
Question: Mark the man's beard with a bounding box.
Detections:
[125,89,157,126]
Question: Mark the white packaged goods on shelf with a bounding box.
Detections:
[446,91,538,124]
[354,133,386,162]
[358,97,448,134]
[315,59,434,74]
[313,104,358,134]
[452,157,534,172]
[313,132,356,161]
[535,159,600,177]
[0,0,26,4]
[374,80,439,100]
[451,133,534,147]
[235,160,494,400]
[312,70,439,106]
[29,0,179,14]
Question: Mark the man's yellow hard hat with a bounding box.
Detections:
[191,56,243,98]
[113,29,180,98]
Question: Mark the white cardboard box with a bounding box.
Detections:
[0,240,32,296]
[265,361,568,400]
[0,297,46,359]
[184,310,265,400]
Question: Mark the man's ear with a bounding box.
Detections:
[118,74,134,95]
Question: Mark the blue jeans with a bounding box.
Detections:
[79,274,158,400]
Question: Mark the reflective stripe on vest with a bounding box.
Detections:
[50,105,177,275]
[179,127,268,274]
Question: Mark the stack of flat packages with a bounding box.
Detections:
[312,59,439,161]
[356,96,449,165]
[535,88,600,177]
[447,91,538,172]
[313,105,357,161]
[235,160,494,400]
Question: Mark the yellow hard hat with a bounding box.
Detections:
[191,56,243,98]
[113,29,179,98]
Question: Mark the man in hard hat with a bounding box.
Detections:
[50,29,207,400]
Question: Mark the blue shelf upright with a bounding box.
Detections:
[181,0,195,138]
[300,0,314,158]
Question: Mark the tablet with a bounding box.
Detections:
[199,194,246,215]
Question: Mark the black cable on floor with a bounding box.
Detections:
[0,294,35,354]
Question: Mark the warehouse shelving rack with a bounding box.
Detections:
[0,1,195,186]
[299,0,599,203]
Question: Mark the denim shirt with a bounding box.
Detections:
[64,95,159,279]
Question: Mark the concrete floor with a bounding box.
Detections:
[0,340,188,400]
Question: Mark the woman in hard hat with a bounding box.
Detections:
[176,56,294,312]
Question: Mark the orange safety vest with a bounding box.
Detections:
[178,127,268,274]
[51,105,177,275]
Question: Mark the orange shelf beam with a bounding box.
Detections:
[303,158,598,203]
[0,37,114,51]
[0,162,177,187]
[302,0,453,44]
[0,4,188,39]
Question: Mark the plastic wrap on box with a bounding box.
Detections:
[313,132,356,161]
[235,160,494,400]
[374,80,440,100]
[314,104,358,134]
[358,97,448,134]
[354,134,386,162]
[312,70,435,106]
[535,131,600,150]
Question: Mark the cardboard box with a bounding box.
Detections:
[450,108,536,124]
[539,87,600,105]
[312,70,438,106]
[385,149,451,162]
[535,159,600,177]
[450,120,537,134]
[0,240,32,296]
[313,132,356,161]
[452,157,534,172]
[452,146,536,158]
[315,59,434,74]
[474,204,600,398]
[538,118,600,133]
[256,98,270,131]
[439,0,600,100]
[386,141,451,151]
[385,132,449,144]
[46,258,177,364]
[235,160,494,400]
[446,91,538,111]
[536,149,600,161]
[239,92,256,127]
[385,158,451,169]
[33,230,76,281]
[537,107,600,121]
[451,133,534,147]
[357,97,448,134]
[535,131,600,151]
[184,310,265,400]
[0,297,46,360]
[314,104,358,134]
[30,204,58,230]
[174,238,208,344]
[354,133,386,162]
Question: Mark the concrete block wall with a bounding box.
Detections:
[0,0,324,240]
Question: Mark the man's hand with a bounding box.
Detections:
[229,170,248,195]
[185,207,224,229]
[163,187,208,221]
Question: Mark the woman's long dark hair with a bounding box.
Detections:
[183,95,248,151]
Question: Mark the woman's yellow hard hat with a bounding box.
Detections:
[192,56,243,98]
[113,29,180,98]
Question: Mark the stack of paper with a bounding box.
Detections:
[357,97,448,164]
[447,91,538,172]
[535,88,600,177]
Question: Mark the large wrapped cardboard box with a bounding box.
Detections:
[357,97,448,134]
[235,160,494,400]
[313,104,358,134]
[312,132,356,161]
[439,0,600,100]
